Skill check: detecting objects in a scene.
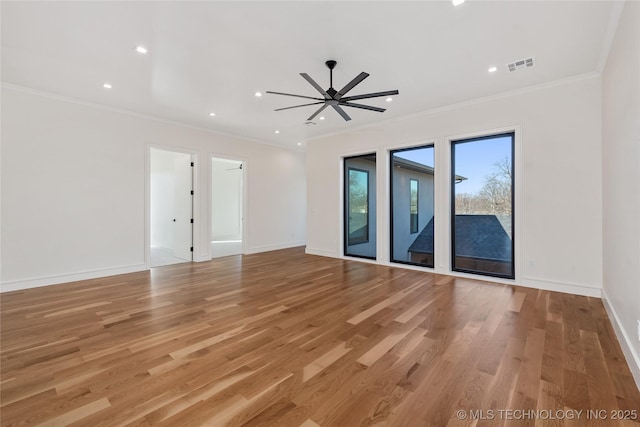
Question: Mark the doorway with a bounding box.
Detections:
[150,148,193,267]
[211,157,244,258]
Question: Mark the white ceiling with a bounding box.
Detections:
[1,1,617,150]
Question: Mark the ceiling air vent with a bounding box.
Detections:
[507,57,534,72]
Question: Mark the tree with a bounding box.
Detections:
[348,171,367,213]
[455,157,512,215]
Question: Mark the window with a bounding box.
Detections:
[347,168,369,245]
[451,132,514,278]
[390,145,434,267]
[344,154,376,259]
[410,179,419,233]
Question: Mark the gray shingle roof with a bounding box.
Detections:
[407,217,435,254]
[408,215,511,262]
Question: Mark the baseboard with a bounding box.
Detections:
[246,241,306,255]
[601,289,640,390]
[305,247,338,258]
[1,264,148,293]
[302,251,602,298]
[519,276,602,297]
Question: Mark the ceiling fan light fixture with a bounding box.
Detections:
[266,60,399,122]
[254,91,263,97]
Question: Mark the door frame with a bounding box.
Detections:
[208,153,248,259]
[145,144,199,269]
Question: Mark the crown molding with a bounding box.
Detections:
[0,82,305,153]
[307,71,601,143]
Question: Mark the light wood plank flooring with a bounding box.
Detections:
[1,247,639,426]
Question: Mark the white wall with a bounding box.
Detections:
[211,158,243,241]
[602,1,640,386]
[1,86,306,291]
[307,75,602,297]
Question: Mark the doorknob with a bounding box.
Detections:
[172,219,176,222]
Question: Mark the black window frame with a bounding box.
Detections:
[450,131,515,279]
[344,154,376,260]
[389,144,435,268]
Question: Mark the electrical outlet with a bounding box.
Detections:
[528,259,535,270]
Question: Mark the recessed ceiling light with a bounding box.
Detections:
[452,0,465,5]
[274,130,280,134]
[386,97,393,102]
[254,91,263,97]
[297,142,302,146]
[102,83,112,89]
[135,46,148,55]
[319,116,325,120]
[488,66,497,73]
[208,112,216,117]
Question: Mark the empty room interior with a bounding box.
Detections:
[1,1,639,426]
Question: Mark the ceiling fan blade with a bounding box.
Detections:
[300,73,330,99]
[307,103,329,121]
[332,104,352,121]
[335,72,369,99]
[265,91,324,101]
[341,90,399,102]
[274,101,324,112]
[340,102,386,113]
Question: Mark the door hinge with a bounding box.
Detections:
[190,190,194,195]
[190,247,194,252]
[190,162,194,167]
[190,218,194,224]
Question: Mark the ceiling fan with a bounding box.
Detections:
[266,60,399,122]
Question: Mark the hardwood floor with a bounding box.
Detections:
[1,247,639,426]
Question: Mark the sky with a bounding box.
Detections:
[394,135,512,194]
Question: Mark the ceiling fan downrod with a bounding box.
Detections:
[326,60,337,90]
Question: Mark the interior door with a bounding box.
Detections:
[173,156,193,261]
[211,157,244,258]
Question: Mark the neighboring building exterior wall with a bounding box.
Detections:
[392,168,434,262]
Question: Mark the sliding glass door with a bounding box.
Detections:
[390,145,435,267]
[451,133,514,278]
[344,154,376,259]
